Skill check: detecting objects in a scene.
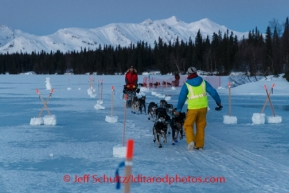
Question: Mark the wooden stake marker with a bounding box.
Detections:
[112,94,128,158]
[105,85,118,123]
[30,88,56,126]
[223,82,237,124]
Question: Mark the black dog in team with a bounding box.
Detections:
[165,104,174,117]
[170,109,186,145]
[159,99,168,108]
[153,114,168,148]
[155,100,171,133]
[138,95,146,114]
[131,96,140,114]
[155,107,171,123]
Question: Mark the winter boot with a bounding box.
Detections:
[187,142,195,151]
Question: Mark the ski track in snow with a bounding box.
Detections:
[0,75,289,193]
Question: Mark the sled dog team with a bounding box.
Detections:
[147,99,186,148]
[125,66,222,150]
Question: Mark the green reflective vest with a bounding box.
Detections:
[186,81,208,109]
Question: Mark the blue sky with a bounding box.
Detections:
[1,0,288,35]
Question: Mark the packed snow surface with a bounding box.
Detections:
[0,74,289,192]
[223,115,237,124]
[113,145,127,158]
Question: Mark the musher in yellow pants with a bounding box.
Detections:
[175,67,222,151]
[184,108,207,148]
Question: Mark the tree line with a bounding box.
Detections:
[0,17,289,81]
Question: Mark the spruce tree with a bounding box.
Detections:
[272,27,281,74]
[282,17,289,81]
[265,26,273,74]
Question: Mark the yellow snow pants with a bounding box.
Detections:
[184,107,207,148]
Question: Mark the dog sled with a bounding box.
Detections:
[123,84,140,108]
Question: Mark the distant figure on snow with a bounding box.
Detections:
[173,73,180,86]
[125,66,138,89]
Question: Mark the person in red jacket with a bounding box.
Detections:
[125,66,138,90]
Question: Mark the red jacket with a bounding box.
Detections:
[125,71,138,85]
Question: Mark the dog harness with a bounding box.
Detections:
[185,80,208,109]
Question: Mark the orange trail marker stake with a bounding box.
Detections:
[228,82,232,116]
[36,88,54,117]
[264,85,276,116]
[92,77,94,89]
[165,79,168,96]
[261,84,275,113]
[97,80,100,101]
[91,77,94,87]
[89,77,94,91]
[223,82,237,124]
[101,79,104,101]
[122,94,128,146]
[159,80,161,91]
[124,139,134,193]
[111,86,115,116]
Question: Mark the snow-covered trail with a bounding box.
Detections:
[122,93,289,193]
[0,75,289,192]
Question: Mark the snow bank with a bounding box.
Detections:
[267,116,282,124]
[94,103,105,110]
[113,145,126,158]
[43,115,57,126]
[223,115,238,124]
[105,115,118,123]
[30,117,44,126]
[252,113,266,124]
[21,71,36,75]
[218,75,289,96]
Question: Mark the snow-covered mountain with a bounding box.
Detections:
[0,16,248,54]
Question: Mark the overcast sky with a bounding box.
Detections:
[1,0,288,35]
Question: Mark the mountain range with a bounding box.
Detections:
[0,16,248,54]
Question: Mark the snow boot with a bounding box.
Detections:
[188,142,195,151]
